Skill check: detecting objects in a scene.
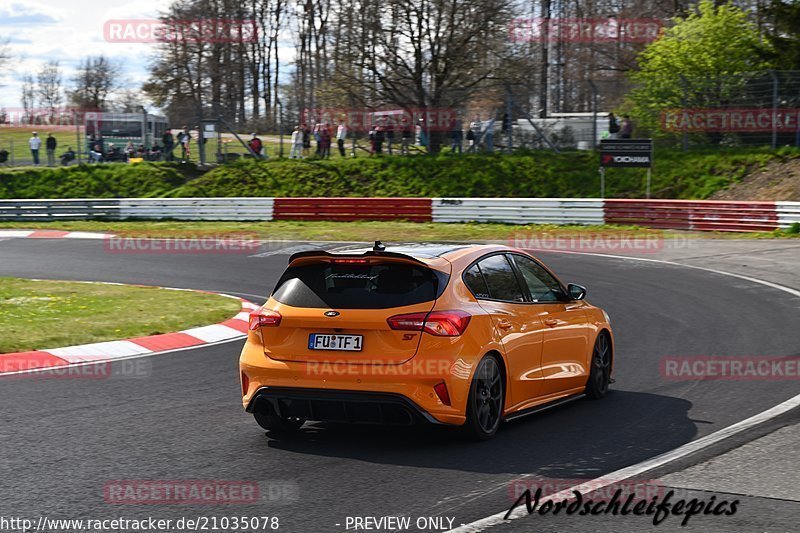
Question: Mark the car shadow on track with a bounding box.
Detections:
[260,390,696,476]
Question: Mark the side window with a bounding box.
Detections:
[477,255,525,302]
[511,254,563,302]
[463,264,491,299]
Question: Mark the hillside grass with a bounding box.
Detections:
[0,146,798,200]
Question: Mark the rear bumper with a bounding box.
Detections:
[246,387,442,426]
[239,331,482,426]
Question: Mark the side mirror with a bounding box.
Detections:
[567,283,587,301]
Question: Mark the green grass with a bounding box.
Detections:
[0,219,797,240]
[0,277,242,353]
[2,146,797,200]
[0,127,85,164]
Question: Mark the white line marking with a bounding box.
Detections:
[181,324,244,343]
[448,249,800,533]
[46,340,152,361]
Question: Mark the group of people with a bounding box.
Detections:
[27,132,62,166]
[290,124,342,159]
[607,113,634,139]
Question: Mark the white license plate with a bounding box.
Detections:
[308,333,363,351]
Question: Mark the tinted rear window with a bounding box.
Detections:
[272,262,442,309]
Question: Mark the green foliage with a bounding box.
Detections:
[763,1,800,70]
[629,1,771,134]
[0,162,190,199]
[1,149,797,201]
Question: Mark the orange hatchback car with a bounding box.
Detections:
[240,243,614,439]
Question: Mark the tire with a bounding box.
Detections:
[464,355,505,440]
[253,412,305,433]
[585,332,612,399]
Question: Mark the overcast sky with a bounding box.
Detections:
[0,0,295,112]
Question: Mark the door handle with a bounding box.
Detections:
[544,318,559,327]
[496,319,513,330]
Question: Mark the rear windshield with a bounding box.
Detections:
[272,262,444,309]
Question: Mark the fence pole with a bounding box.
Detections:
[588,80,598,148]
[680,74,688,152]
[505,86,513,153]
[770,70,779,150]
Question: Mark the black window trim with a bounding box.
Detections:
[462,251,569,305]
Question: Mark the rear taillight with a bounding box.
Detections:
[387,310,471,336]
[249,308,282,330]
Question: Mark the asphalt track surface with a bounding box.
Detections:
[1,238,799,532]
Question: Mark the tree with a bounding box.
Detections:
[762,0,800,70]
[629,0,771,133]
[69,56,121,110]
[36,60,62,118]
[20,74,36,121]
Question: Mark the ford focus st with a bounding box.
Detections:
[239,243,614,439]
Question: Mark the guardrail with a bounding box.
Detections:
[432,198,604,225]
[273,197,431,222]
[0,197,797,232]
[604,199,782,232]
[119,198,274,221]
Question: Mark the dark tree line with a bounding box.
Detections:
[141,0,800,132]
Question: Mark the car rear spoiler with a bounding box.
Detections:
[288,249,430,267]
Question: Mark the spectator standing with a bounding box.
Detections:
[368,125,377,154]
[336,123,347,157]
[620,115,633,139]
[45,133,57,166]
[466,127,476,153]
[374,126,385,154]
[29,132,41,165]
[124,141,136,159]
[177,126,191,160]
[450,119,463,154]
[313,124,322,156]
[401,124,413,155]
[385,122,395,155]
[248,133,264,157]
[320,126,331,158]
[484,117,495,153]
[301,124,311,156]
[608,113,620,139]
[162,129,175,161]
[290,125,303,158]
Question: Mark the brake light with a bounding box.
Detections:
[433,382,451,406]
[387,310,471,336]
[249,308,282,329]
[330,258,369,264]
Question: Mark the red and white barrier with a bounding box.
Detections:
[1,198,798,232]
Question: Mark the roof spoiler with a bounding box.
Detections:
[287,249,429,267]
